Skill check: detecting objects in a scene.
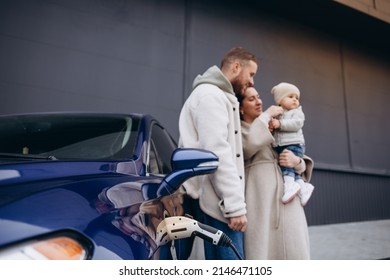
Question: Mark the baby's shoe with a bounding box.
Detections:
[299,183,315,206]
[282,182,301,204]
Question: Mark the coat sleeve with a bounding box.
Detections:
[299,155,313,182]
[241,117,275,160]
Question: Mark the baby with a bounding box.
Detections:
[271,82,314,206]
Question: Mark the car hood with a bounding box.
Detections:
[0,160,170,260]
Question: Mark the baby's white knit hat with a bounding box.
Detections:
[271,82,300,105]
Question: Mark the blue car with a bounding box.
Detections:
[0,112,221,260]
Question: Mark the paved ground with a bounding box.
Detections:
[308,219,390,260]
[188,219,390,260]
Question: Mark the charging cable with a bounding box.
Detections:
[156,215,243,260]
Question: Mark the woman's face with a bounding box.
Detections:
[240,87,262,123]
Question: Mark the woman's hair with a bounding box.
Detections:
[236,87,249,120]
[236,89,245,106]
[220,47,258,69]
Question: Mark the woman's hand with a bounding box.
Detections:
[264,105,283,118]
[278,149,301,168]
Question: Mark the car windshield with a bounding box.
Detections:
[0,114,139,161]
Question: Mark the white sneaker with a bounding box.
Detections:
[282,182,301,204]
[299,183,314,206]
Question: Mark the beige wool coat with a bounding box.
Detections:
[241,117,313,260]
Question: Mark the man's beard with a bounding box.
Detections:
[231,75,246,96]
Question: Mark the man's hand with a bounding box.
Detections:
[228,215,247,232]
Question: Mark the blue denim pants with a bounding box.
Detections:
[275,144,305,180]
[201,210,244,260]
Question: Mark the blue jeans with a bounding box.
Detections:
[201,211,244,260]
[275,144,305,180]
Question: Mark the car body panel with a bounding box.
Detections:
[0,112,201,260]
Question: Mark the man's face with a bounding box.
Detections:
[231,60,257,95]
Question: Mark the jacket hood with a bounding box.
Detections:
[192,65,235,95]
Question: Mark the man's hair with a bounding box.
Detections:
[220,47,258,69]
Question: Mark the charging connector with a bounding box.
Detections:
[156,215,242,259]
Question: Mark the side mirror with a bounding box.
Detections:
[156,148,219,197]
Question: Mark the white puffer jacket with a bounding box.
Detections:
[273,106,305,147]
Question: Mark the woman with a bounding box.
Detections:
[238,86,313,259]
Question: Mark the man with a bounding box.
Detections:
[178,47,258,259]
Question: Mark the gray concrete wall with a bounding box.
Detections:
[0,0,186,139]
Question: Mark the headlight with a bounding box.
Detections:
[0,230,93,260]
